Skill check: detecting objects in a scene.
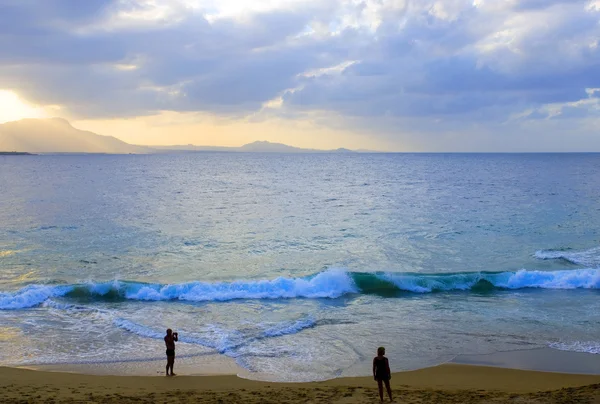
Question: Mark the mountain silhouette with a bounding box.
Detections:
[0,118,371,154]
[0,118,151,154]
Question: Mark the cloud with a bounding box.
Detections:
[0,1,341,116]
[285,0,600,120]
[0,0,599,149]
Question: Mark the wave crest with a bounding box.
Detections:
[1,268,598,310]
[0,284,73,310]
[126,270,356,302]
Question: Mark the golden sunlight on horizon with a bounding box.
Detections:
[0,89,394,151]
[73,112,393,151]
[0,90,52,123]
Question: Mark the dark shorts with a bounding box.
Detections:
[375,373,390,381]
[166,349,175,357]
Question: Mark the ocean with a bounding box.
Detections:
[0,153,598,381]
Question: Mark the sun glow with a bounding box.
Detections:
[0,90,51,124]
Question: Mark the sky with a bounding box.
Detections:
[1,0,600,151]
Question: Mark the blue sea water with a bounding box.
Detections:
[0,153,599,381]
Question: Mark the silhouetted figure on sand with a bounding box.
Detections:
[164,328,178,376]
[373,346,393,402]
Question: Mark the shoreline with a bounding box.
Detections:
[21,352,247,378]
[1,364,599,404]
[3,347,599,403]
[13,346,600,379]
[3,348,600,403]
[451,347,600,375]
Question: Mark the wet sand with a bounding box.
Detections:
[452,347,600,375]
[1,363,599,403]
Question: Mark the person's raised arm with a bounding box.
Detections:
[173,332,178,342]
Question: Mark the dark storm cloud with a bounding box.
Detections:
[0,0,599,133]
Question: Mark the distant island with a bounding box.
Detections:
[0,118,375,154]
[0,151,36,155]
[153,141,357,154]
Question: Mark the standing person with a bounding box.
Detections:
[373,346,393,402]
[164,328,179,376]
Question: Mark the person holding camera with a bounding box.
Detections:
[164,328,179,376]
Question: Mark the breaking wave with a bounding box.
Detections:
[1,268,599,310]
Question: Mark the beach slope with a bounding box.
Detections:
[1,364,599,403]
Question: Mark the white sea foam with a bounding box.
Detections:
[535,247,600,267]
[495,268,600,289]
[549,341,600,354]
[263,317,317,337]
[113,315,321,356]
[0,284,73,310]
[113,318,243,353]
[113,318,165,340]
[41,299,78,311]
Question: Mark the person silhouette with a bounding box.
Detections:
[164,328,178,376]
[373,346,393,402]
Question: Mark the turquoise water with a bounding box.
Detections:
[0,153,598,380]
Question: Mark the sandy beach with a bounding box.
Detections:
[1,363,599,404]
